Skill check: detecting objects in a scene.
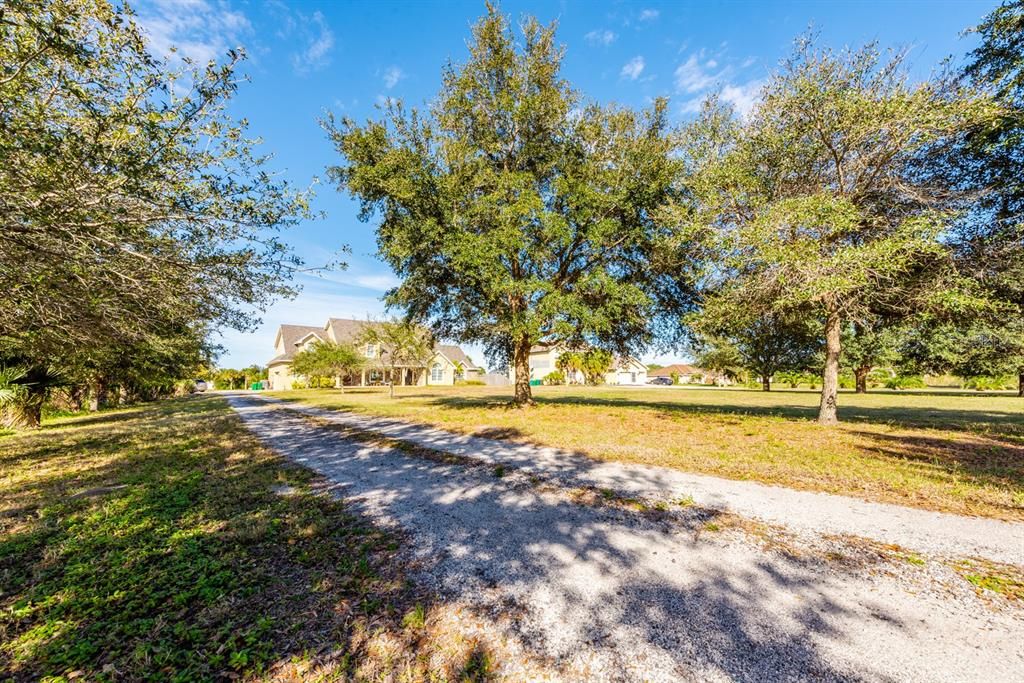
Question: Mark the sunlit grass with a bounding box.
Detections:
[0,395,497,680]
[270,385,1024,520]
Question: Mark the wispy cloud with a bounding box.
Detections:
[291,10,334,75]
[720,80,764,117]
[382,65,405,89]
[638,9,660,22]
[352,273,402,291]
[674,54,721,93]
[620,56,646,81]
[584,29,617,47]
[676,50,764,118]
[136,0,251,65]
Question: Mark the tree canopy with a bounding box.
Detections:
[674,40,993,423]
[326,4,681,404]
[0,0,316,425]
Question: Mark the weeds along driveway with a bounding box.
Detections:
[249,394,1023,565]
[227,395,1023,682]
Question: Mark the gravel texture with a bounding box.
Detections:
[249,394,1024,565]
[228,395,1024,682]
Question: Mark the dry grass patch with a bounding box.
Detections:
[269,385,1024,520]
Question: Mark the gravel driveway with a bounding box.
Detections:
[228,395,1024,682]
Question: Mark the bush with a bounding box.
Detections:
[962,375,1014,391]
[543,371,565,385]
[884,375,926,390]
[455,380,486,386]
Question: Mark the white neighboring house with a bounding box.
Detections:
[266,318,481,390]
[507,343,648,385]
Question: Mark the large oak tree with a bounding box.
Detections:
[325,5,679,404]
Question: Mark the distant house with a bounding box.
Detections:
[509,342,648,385]
[647,363,732,385]
[266,318,480,390]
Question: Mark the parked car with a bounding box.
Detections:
[194,379,208,392]
[648,376,673,386]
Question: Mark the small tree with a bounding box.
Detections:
[691,311,819,391]
[358,319,434,398]
[291,342,365,393]
[580,349,613,385]
[680,41,990,424]
[556,351,584,385]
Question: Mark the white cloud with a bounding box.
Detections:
[639,9,660,22]
[136,0,252,65]
[291,10,334,74]
[584,29,617,46]
[382,65,405,89]
[674,50,764,119]
[620,56,646,81]
[674,54,722,93]
[352,273,402,291]
[720,79,764,118]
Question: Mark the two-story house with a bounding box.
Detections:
[266,318,480,390]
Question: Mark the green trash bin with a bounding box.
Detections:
[529,379,542,386]
[251,381,262,391]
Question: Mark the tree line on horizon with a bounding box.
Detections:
[1,0,1022,428]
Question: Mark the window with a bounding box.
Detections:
[369,369,383,384]
[430,363,444,383]
[365,343,378,358]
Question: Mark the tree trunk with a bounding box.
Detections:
[89,379,107,412]
[761,375,771,392]
[389,369,395,399]
[1018,372,1023,398]
[818,308,841,426]
[854,366,870,394]
[69,385,84,412]
[513,336,534,406]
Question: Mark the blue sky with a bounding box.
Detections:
[135,0,994,369]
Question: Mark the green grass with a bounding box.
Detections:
[269,384,1024,520]
[0,395,494,681]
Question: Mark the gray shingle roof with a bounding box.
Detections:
[435,344,479,370]
[268,325,324,365]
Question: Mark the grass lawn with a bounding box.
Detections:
[270,385,1024,521]
[0,395,495,681]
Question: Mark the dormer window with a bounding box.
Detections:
[365,343,378,358]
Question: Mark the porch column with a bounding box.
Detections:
[360,369,366,386]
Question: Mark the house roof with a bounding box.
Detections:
[435,344,479,370]
[270,325,324,364]
[647,363,699,377]
[325,318,370,344]
[269,318,478,371]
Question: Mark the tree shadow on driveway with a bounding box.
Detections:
[228,396,1017,682]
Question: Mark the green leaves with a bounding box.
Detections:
[291,342,365,381]
[0,0,316,381]
[325,5,680,401]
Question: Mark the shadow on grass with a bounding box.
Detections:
[423,391,1024,438]
[0,396,481,681]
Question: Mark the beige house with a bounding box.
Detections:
[510,343,648,385]
[267,318,480,391]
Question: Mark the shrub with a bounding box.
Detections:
[543,371,565,385]
[962,375,1014,391]
[454,379,486,386]
[884,375,926,390]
